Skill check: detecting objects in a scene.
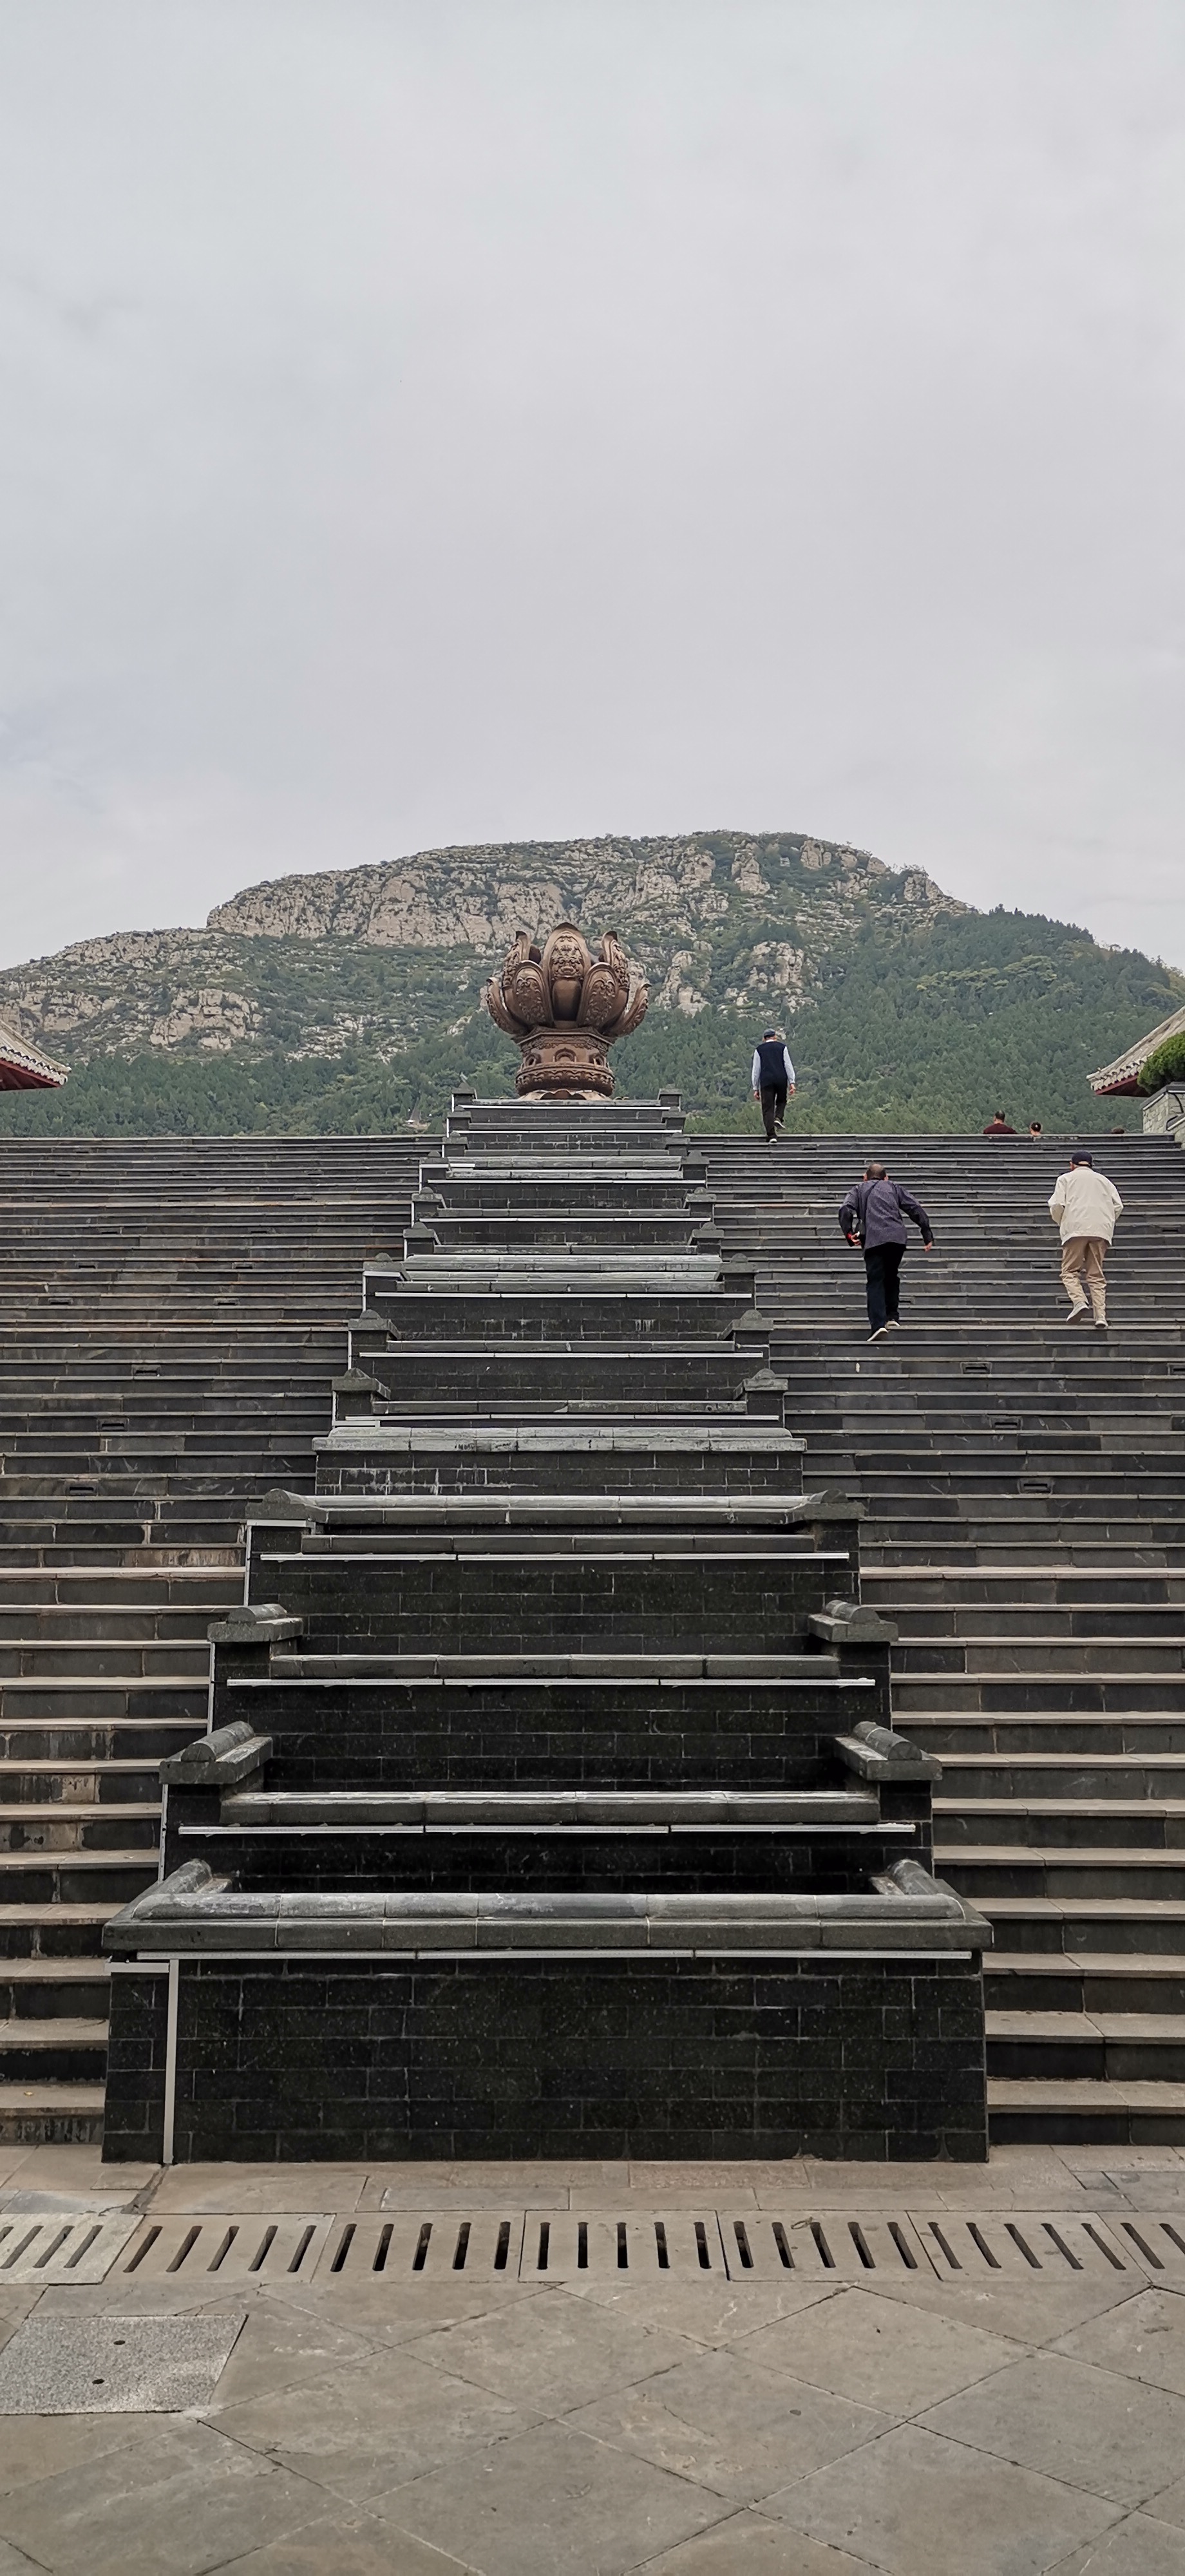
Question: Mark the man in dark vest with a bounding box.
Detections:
[750,1029,795,1141]
[838,1160,934,1341]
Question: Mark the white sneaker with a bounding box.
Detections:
[867,1326,889,1343]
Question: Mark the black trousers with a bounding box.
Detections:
[759,1083,787,1139]
[864,1242,904,1331]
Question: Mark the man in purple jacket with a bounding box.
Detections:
[838,1161,934,1342]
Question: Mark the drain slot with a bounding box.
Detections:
[0,2215,138,2284]
[318,2214,526,2281]
[517,2215,723,2280]
[917,2215,1136,2278]
[121,2217,330,2282]
[721,2215,929,2280]
[1112,2217,1185,2278]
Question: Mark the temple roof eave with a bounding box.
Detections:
[1089,1000,1185,1096]
[0,1016,69,1091]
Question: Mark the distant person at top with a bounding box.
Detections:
[751,1029,795,1142]
[1048,1150,1123,1331]
[838,1162,934,1343]
[983,1110,1017,1137]
[1028,1121,1043,1142]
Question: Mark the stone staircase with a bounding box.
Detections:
[7,1119,1182,2153]
[0,1137,423,2139]
[103,1095,986,2166]
[703,1131,1185,2144]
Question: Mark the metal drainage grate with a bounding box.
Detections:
[913,2213,1137,2278]
[316,2214,526,2282]
[0,2215,140,2284]
[522,2214,725,2280]
[722,2215,926,2280]
[116,2217,331,2282]
[1103,2217,1185,2279]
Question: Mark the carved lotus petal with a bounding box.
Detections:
[503,961,551,1027]
[540,925,591,1021]
[580,965,621,1027]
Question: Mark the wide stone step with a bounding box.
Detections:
[895,1639,1185,1672]
[987,2009,1185,2083]
[220,1786,883,1830]
[364,1294,748,1340]
[895,1673,1185,1711]
[0,2081,105,2143]
[938,1844,1185,1900]
[864,1567,1185,1603]
[988,2076,1185,2144]
[0,1761,162,1803]
[0,1804,160,1852]
[0,1852,158,1904]
[0,1681,207,1725]
[0,1611,221,1647]
[0,2018,109,2081]
[0,1956,109,2016]
[936,1797,1185,1850]
[987,1950,1185,2013]
[0,1572,240,1607]
[0,1642,210,1676]
[0,1904,119,1958]
[938,1752,1185,1798]
[0,1719,203,1763]
[366,1342,757,1403]
[892,1610,1185,1640]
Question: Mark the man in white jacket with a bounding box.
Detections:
[1048,1152,1123,1329]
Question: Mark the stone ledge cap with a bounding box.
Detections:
[809,1598,898,1645]
[161,1723,272,1787]
[257,1488,315,1524]
[836,1721,941,1781]
[208,1603,304,1646]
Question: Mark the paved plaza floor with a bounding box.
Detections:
[1,2143,1185,2572]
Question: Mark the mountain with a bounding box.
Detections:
[0,832,1178,1135]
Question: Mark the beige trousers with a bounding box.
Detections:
[1061,1235,1108,1320]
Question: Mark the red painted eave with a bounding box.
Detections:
[0,1061,66,1089]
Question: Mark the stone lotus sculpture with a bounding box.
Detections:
[484,924,649,1097]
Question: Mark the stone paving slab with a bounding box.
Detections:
[0,2418,316,2576]
[1,2145,1185,2571]
[1050,2520,1185,2576]
[0,2313,245,2414]
[638,2525,871,2574]
[371,2418,730,2576]
[764,2420,1121,2574]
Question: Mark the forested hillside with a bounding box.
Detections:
[0,833,1177,1135]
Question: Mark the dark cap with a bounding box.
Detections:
[1070,1151,1094,1167]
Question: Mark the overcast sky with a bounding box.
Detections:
[1,0,1182,972]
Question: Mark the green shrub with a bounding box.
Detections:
[1139,1029,1185,1093]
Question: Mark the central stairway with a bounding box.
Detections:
[704,1130,1185,2144]
[102,1096,987,2164]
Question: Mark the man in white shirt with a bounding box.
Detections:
[751,1030,796,1142]
[1048,1151,1123,1329]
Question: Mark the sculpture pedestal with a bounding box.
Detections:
[516,1027,615,1099]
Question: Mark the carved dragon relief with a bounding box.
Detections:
[483,923,649,1097]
